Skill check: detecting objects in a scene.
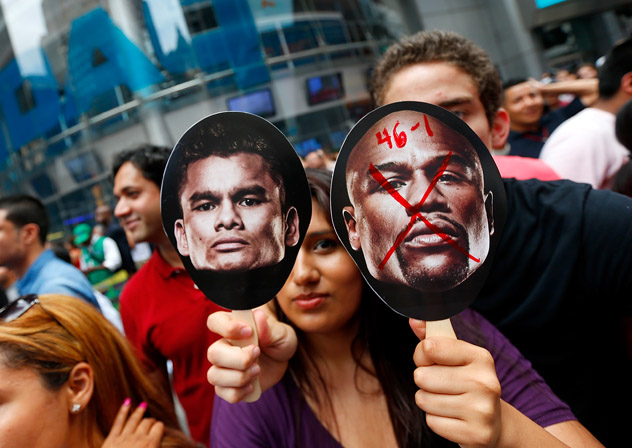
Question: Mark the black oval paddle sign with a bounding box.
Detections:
[331,102,506,320]
[161,111,311,310]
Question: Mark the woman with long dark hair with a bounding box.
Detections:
[207,169,601,447]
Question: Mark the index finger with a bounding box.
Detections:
[120,402,148,435]
[207,311,254,340]
[109,398,132,436]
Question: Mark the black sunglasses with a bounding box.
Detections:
[0,294,41,323]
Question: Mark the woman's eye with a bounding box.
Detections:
[314,239,338,252]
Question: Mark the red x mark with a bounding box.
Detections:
[368,151,480,269]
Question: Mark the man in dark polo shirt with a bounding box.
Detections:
[503,77,597,158]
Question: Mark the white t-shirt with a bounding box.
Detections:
[540,108,629,189]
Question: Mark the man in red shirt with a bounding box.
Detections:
[112,144,223,446]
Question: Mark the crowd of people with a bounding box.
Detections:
[1,28,631,448]
[502,39,632,192]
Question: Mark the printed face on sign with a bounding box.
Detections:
[331,102,506,320]
[343,110,493,292]
[175,152,296,273]
[161,112,311,310]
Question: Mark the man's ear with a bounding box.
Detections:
[484,191,494,236]
[284,207,300,247]
[65,362,94,415]
[620,72,632,95]
[491,108,511,150]
[342,206,361,251]
[19,223,41,246]
[174,219,189,257]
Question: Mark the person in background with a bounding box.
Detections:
[0,267,18,304]
[612,98,632,197]
[112,144,223,447]
[0,293,198,448]
[63,236,82,268]
[73,223,123,302]
[303,148,335,170]
[0,268,10,307]
[128,236,153,269]
[48,239,125,335]
[0,195,99,309]
[576,62,598,80]
[540,37,632,189]
[95,204,137,276]
[612,161,632,197]
[554,68,576,82]
[550,68,579,108]
[49,240,72,264]
[502,76,598,158]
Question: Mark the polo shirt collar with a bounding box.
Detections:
[151,248,187,279]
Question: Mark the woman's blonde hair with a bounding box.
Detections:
[0,294,198,448]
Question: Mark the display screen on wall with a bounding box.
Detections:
[306,72,344,105]
[535,0,567,8]
[226,89,276,118]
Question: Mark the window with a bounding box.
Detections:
[183,2,218,35]
[15,80,36,114]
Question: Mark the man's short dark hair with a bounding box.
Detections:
[501,78,529,104]
[371,30,502,126]
[502,78,528,91]
[112,144,172,187]
[169,116,290,213]
[598,37,632,100]
[616,99,632,151]
[0,195,49,245]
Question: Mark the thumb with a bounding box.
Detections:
[253,308,296,362]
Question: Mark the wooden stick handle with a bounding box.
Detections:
[426,318,457,339]
[228,309,262,402]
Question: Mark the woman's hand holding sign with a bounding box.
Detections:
[207,306,297,403]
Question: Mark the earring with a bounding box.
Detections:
[71,403,81,413]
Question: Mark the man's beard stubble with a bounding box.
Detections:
[394,216,471,293]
